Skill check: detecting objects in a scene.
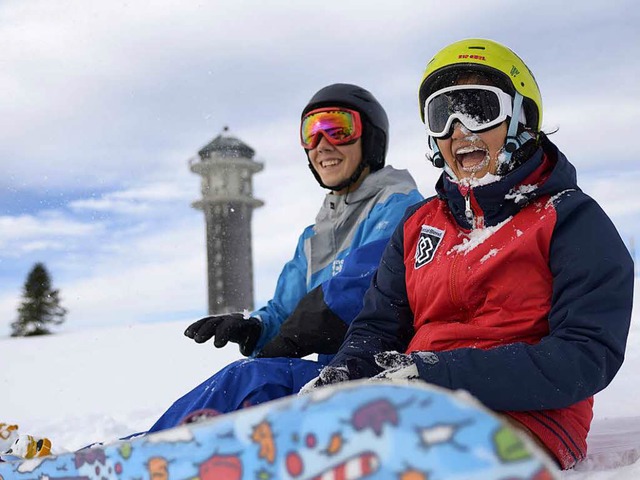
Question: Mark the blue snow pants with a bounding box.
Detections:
[147,357,325,433]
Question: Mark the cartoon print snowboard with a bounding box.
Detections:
[0,380,560,479]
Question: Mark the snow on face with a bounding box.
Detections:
[458,125,477,138]
[443,127,502,187]
[454,114,487,133]
[458,172,501,188]
[446,161,501,188]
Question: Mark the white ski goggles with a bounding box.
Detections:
[424,85,525,138]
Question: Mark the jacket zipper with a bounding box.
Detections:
[452,187,478,308]
[464,192,474,225]
[449,252,461,307]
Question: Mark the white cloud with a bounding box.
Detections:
[69,182,193,215]
[0,212,103,251]
[544,95,638,169]
[0,0,638,332]
[20,240,69,253]
[6,0,624,191]
[582,172,640,219]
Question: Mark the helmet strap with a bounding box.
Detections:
[503,93,526,159]
[427,137,458,179]
[427,136,445,168]
[496,92,537,175]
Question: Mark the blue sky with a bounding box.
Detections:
[1,0,638,334]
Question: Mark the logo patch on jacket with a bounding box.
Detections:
[414,225,444,269]
[332,259,344,276]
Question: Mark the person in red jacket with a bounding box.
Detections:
[301,38,634,470]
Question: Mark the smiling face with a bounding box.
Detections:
[307,135,368,194]
[435,74,509,181]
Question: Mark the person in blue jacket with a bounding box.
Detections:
[147,83,423,432]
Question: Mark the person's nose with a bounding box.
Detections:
[316,134,335,153]
[450,121,465,140]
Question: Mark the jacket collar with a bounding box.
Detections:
[317,165,417,220]
[436,137,579,229]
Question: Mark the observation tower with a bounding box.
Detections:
[189,127,264,314]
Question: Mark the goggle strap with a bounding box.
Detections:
[507,93,524,139]
[428,136,445,168]
[502,93,525,163]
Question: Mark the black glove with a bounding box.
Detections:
[257,286,348,358]
[184,313,262,356]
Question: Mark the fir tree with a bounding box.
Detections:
[11,263,67,337]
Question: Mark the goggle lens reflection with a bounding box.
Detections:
[300,108,362,149]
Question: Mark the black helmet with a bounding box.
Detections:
[302,83,389,191]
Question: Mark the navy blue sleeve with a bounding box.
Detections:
[412,192,634,411]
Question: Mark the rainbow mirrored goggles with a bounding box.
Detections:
[300,107,363,149]
[424,85,525,138]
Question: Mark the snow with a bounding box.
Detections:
[448,216,512,255]
[505,184,538,204]
[480,248,500,263]
[1,281,639,478]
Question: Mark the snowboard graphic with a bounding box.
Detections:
[0,380,559,479]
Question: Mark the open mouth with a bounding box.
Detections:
[455,145,490,173]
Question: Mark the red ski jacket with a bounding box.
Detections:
[329,137,634,469]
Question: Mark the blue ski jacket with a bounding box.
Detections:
[252,165,423,363]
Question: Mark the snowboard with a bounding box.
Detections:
[0,380,559,479]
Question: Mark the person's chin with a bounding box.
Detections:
[321,173,343,186]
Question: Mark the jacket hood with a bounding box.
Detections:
[436,135,580,229]
[318,165,418,219]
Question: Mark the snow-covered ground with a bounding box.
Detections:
[1,283,638,478]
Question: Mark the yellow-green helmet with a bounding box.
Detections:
[418,38,542,132]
